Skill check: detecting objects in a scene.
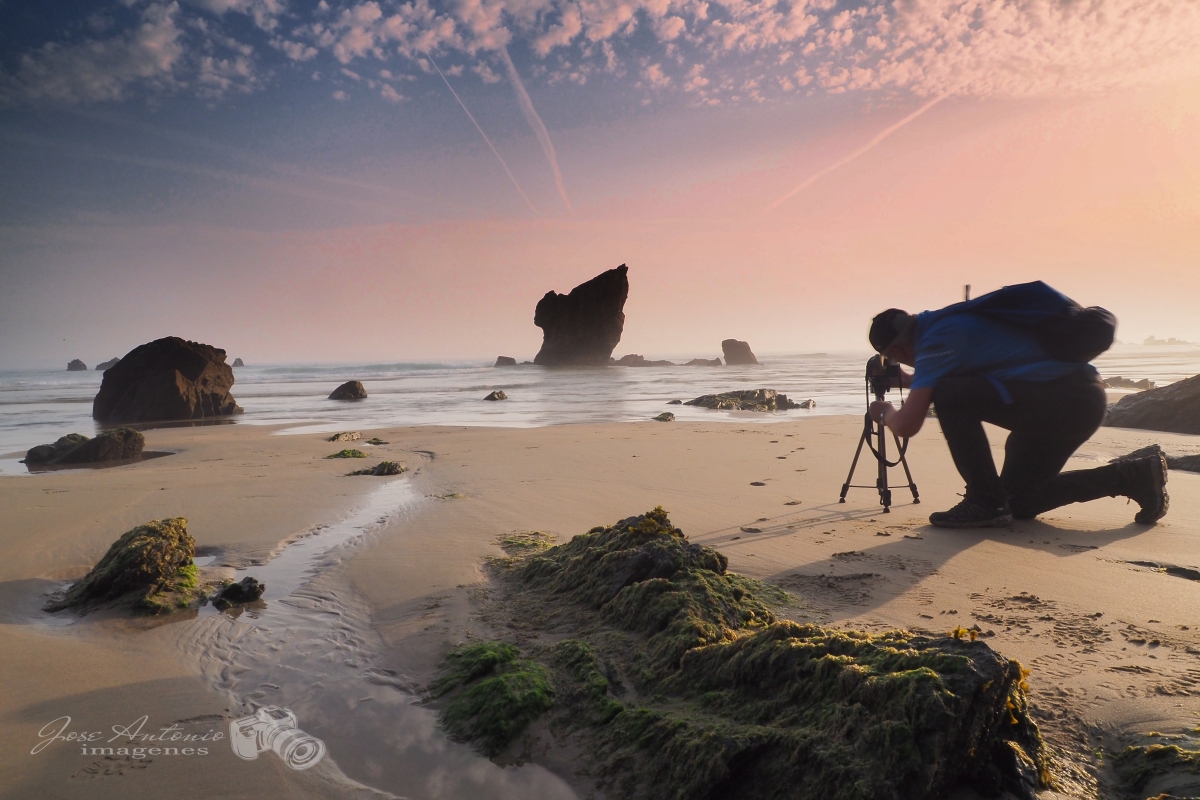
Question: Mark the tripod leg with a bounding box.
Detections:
[840,415,871,503]
[877,418,891,512]
[892,431,920,504]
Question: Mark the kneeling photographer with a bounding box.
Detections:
[866,288,1169,529]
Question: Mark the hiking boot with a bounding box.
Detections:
[1120,454,1169,524]
[929,496,1013,529]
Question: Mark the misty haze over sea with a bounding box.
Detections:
[1,344,1197,476]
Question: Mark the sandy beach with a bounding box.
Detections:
[2,416,1199,799]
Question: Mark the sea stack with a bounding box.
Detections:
[722,339,759,365]
[329,380,368,400]
[93,337,241,423]
[67,359,87,371]
[533,265,629,366]
[232,358,245,367]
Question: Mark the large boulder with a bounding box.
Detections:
[329,380,367,400]
[25,428,145,465]
[534,265,629,366]
[685,389,800,411]
[1105,374,1200,434]
[95,358,120,371]
[721,339,759,365]
[67,359,87,371]
[93,338,241,423]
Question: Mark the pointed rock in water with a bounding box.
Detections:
[95,358,120,371]
[212,576,265,610]
[484,390,508,401]
[685,389,800,411]
[329,380,367,400]
[24,428,144,465]
[1105,373,1200,434]
[67,359,87,371]
[232,357,245,367]
[534,265,629,366]
[45,518,197,613]
[721,339,759,365]
[92,337,241,422]
[494,356,517,367]
[684,357,722,366]
[653,412,675,422]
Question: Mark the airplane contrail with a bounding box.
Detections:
[765,95,946,213]
[430,58,539,215]
[499,46,573,213]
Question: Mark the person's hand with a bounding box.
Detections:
[869,401,894,426]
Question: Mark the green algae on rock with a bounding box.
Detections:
[436,507,1049,800]
[327,448,367,459]
[45,518,209,614]
[684,389,801,411]
[1114,744,1200,798]
[348,461,406,476]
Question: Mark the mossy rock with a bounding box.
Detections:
[438,507,1049,800]
[46,518,206,614]
[1114,744,1200,798]
[654,412,675,422]
[348,461,405,476]
[327,449,367,459]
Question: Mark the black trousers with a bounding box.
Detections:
[931,372,1116,518]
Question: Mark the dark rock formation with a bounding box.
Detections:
[614,354,675,367]
[667,399,682,405]
[484,390,508,401]
[495,356,517,367]
[24,429,145,465]
[45,518,197,613]
[653,412,675,422]
[1104,376,1155,390]
[1110,444,1200,474]
[721,339,759,365]
[685,389,800,411]
[798,399,816,409]
[212,576,265,610]
[684,358,722,366]
[232,358,245,367]
[534,265,629,366]
[329,380,367,400]
[95,358,120,371]
[348,461,406,476]
[67,359,87,371]
[93,337,241,423]
[1105,374,1200,434]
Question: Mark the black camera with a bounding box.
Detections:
[865,354,902,401]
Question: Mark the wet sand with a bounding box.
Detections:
[2,418,1199,798]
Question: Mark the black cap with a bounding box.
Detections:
[869,309,914,353]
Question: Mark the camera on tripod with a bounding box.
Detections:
[839,355,919,512]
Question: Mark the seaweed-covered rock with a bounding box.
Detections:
[212,576,265,610]
[684,358,722,366]
[1113,744,1200,798]
[329,380,367,400]
[95,358,120,371]
[495,356,517,367]
[685,389,800,411]
[232,357,245,367]
[721,339,758,365]
[328,431,361,442]
[653,412,675,422]
[46,518,198,613]
[484,390,508,401]
[534,265,629,366]
[327,449,366,459]
[1105,374,1200,434]
[93,337,241,422]
[24,429,144,465]
[441,508,1048,800]
[68,359,87,371]
[348,461,406,476]
[615,354,676,367]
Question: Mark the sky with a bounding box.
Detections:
[1,0,1199,368]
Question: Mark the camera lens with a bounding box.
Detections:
[270,727,326,770]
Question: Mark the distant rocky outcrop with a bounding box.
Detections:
[684,358,722,366]
[1104,376,1155,390]
[484,390,508,401]
[67,359,87,371]
[232,358,245,367]
[1144,336,1196,346]
[1105,374,1200,434]
[25,428,145,466]
[95,358,120,371]
[1110,444,1200,474]
[495,356,517,367]
[92,337,241,423]
[685,389,800,411]
[613,354,675,367]
[329,380,367,400]
[212,577,265,610]
[721,340,759,365]
[534,265,629,366]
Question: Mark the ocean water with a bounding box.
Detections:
[1,344,1197,475]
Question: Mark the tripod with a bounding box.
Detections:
[839,357,920,513]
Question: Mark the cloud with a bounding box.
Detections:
[189,0,286,31]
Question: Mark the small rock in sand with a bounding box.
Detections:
[212,576,265,610]
[328,431,361,442]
